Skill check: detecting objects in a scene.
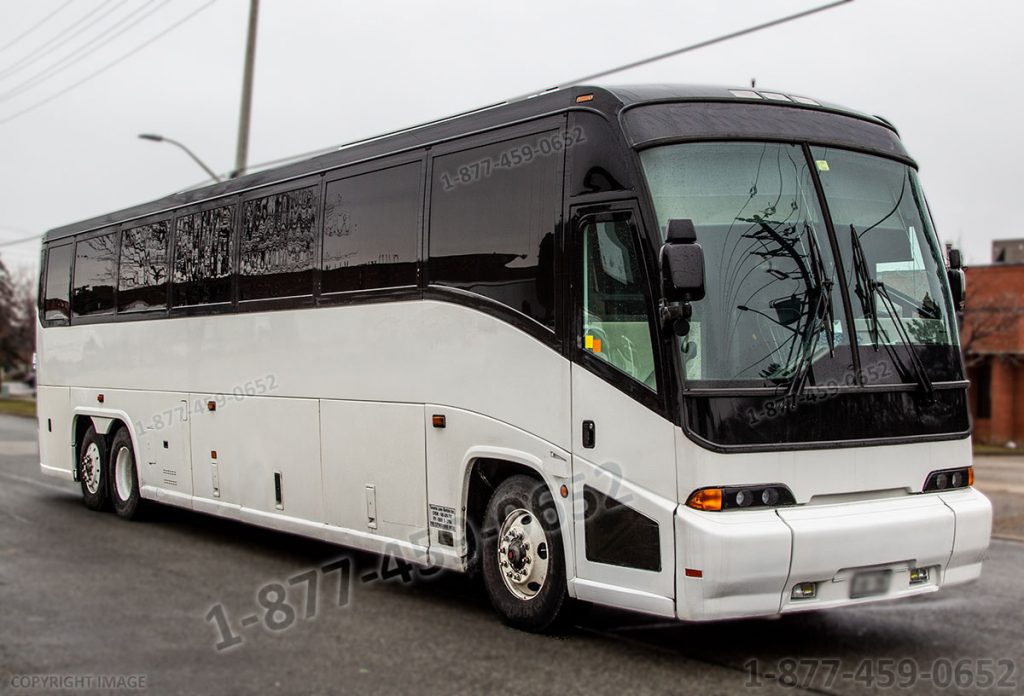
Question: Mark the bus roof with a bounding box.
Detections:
[42,84,894,244]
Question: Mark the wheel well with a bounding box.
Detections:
[464,458,545,571]
[73,416,92,459]
[73,415,129,458]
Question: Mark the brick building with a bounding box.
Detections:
[961,262,1024,445]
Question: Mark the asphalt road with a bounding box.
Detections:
[1,413,1022,696]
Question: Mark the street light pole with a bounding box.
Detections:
[232,0,259,178]
[138,134,222,182]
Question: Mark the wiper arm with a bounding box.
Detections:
[786,224,835,401]
[782,232,831,399]
[848,224,880,348]
[786,281,833,402]
[848,224,934,397]
[875,281,935,398]
[804,226,835,355]
[741,217,836,397]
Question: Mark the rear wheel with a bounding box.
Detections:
[78,426,109,511]
[482,475,567,632]
[108,427,144,520]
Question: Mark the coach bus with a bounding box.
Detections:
[35,85,991,631]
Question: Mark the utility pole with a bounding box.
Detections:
[232,0,259,178]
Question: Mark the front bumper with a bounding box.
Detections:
[675,487,992,621]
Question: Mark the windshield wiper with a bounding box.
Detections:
[849,224,880,347]
[848,224,934,398]
[786,228,835,401]
[740,218,835,396]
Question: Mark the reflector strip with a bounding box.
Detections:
[684,568,703,578]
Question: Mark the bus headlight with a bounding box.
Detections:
[922,467,973,492]
[686,484,795,511]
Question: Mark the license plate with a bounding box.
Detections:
[850,570,892,599]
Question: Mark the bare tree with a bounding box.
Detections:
[960,275,1024,366]
[0,255,35,389]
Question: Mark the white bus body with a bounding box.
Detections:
[36,85,991,629]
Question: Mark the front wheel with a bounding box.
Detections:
[482,475,567,632]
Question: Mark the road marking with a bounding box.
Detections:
[992,533,1024,543]
[0,441,38,457]
[976,483,1024,495]
[0,470,76,495]
[0,507,31,524]
[973,459,1024,470]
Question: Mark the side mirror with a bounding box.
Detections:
[947,247,966,310]
[948,268,966,311]
[661,219,705,303]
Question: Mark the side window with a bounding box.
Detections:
[322,163,420,293]
[72,231,117,317]
[118,220,169,312]
[172,205,234,306]
[240,185,319,300]
[428,132,561,328]
[580,217,658,390]
[43,243,73,323]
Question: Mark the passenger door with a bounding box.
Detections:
[568,204,678,615]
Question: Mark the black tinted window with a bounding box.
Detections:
[172,205,234,306]
[241,186,319,300]
[428,132,561,328]
[118,221,169,312]
[43,243,73,322]
[73,232,117,316]
[322,163,420,293]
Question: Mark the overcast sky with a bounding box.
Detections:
[1,0,1021,278]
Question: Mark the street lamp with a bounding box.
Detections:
[138,134,222,182]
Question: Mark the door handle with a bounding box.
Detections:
[582,420,596,449]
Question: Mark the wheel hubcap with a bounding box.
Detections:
[497,509,549,600]
[114,446,133,502]
[82,443,101,495]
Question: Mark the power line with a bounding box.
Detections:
[0,0,172,103]
[184,0,855,186]
[0,0,118,81]
[0,0,75,55]
[0,223,35,235]
[0,0,219,125]
[545,0,853,89]
[0,0,128,82]
[0,234,42,249]
[4,0,854,196]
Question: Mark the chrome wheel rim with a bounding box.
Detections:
[114,446,133,502]
[497,508,549,601]
[82,442,102,495]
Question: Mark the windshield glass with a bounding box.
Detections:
[641,142,961,390]
[811,146,958,384]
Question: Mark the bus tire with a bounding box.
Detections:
[482,475,567,632]
[108,427,145,520]
[78,426,110,511]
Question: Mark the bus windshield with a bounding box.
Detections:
[641,141,960,390]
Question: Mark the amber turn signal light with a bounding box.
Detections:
[687,488,723,511]
[687,484,796,511]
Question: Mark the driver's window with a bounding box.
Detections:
[581,217,658,390]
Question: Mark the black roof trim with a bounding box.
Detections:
[42,84,897,244]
